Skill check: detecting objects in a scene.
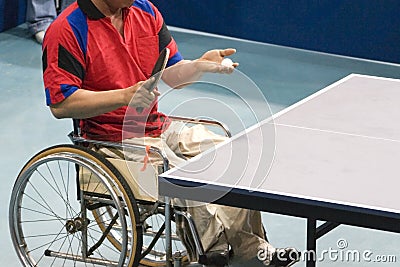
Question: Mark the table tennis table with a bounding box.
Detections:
[158,74,400,266]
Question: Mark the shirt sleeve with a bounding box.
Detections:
[151,2,183,67]
[42,17,86,106]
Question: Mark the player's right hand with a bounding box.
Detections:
[125,79,160,108]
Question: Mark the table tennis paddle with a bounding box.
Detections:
[136,47,170,113]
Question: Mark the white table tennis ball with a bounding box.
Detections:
[221,58,234,67]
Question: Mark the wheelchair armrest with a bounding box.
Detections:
[68,132,170,172]
[67,115,231,172]
[168,115,232,138]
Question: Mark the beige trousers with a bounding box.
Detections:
[92,121,274,262]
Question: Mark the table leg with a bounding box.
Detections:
[165,197,173,267]
[306,218,317,267]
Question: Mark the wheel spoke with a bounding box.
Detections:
[35,168,78,217]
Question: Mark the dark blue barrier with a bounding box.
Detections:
[0,0,26,32]
[153,0,400,64]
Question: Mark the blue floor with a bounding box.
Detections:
[1,24,400,266]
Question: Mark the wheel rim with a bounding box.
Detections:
[9,151,137,266]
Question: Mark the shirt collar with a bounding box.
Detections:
[77,0,105,20]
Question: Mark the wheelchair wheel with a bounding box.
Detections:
[9,145,143,267]
[140,206,189,266]
[92,195,190,266]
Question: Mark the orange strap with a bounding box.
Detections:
[140,145,151,171]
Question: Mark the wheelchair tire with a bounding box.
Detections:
[9,144,143,267]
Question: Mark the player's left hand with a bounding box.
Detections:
[195,48,239,74]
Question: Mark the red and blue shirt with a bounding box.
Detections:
[42,0,183,141]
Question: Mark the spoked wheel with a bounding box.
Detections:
[140,204,189,266]
[92,197,190,266]
[9,145,142,267]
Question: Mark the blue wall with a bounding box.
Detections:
[0,0,26,32]
[153,0,400,64]
[2,0,399,64]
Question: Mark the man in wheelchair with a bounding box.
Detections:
[41,0,299,266]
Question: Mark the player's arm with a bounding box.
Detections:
[50,82,159,119]
[162,48,239,89]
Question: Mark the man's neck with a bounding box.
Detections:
[91,0,122,17]
[90,0,125,37]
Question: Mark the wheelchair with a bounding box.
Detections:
[9,116,231,267]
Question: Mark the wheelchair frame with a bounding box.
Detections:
[9,115,231,267]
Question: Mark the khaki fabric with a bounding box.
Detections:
[92,121,274,263]
[186,202,274,261]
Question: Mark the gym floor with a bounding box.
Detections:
[1,24,400,266]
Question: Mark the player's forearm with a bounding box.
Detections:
[162,60,203,89]
[50,88,128,119]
